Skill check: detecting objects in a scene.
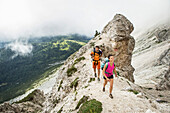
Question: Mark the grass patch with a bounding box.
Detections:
[78,99,102,113]
[128,89,139,95]
[145,87,153,90]
[66,56,85,77]
[145,96,148,99]
[53,98,60,108]
[67,66,77,77]
[53,98,60,104]
[74,91,78,101]
[84,85,89,88]
[70,77,79,91]
[15,89,39,103]
[58,80,63,91]
[57,106,63,113]
[158,95,163,97]
[90,42,95,47]
[88,78,95,83]
[127,81,131,86]
[75,95,89,110]
[73,56,85,65]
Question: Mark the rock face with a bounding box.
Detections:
[98,14,135,82]
[156,48,170,90]
[0,89,45,113]
[155,28,170,43]
[132,23,170,88]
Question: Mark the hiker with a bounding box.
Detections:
[90,46,102,81]
[102,54,117,99]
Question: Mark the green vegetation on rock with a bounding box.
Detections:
[73,56,85,65]
[66,56,85,77]
[128,89,139,95]
[58,80,63,91]
[15,89,39,103]
[57,106,63,113]
[75,95,89,110]
[88,78,95,83]
[90,42,95,47]
[67,66,77,77]
[78,99,102,113]
[70,77,79,91]
[94,30,100,37]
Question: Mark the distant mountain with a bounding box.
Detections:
[0,42,8,49]
[0,34,90,103]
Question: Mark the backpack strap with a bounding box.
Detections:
[93,48,101,61]
[93,48,96,56]
[105,62,111,74]
[106,62,108,70]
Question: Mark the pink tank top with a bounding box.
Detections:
[105,62,115,77]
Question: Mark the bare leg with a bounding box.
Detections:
[103,79,107,88]
[98,69,100,78]
[94,68,96,74]
[109,79,114,94]
[103,79,107,92]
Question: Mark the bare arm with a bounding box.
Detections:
[90,52,94,59]
[113,66,118,77]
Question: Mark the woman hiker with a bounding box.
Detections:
[102,54,118,99]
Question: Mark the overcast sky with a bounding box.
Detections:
[0,0,169,41]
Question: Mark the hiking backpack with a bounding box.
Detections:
[101,58,110,70]
[101,58,119,75]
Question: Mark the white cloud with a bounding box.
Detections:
[0,0,169,41]
[5,40,33,59]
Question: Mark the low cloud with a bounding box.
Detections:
[5,40,33,59]
[0,0,169,41]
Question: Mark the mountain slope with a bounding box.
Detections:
[132,24,170,89]
[0,34,90,103]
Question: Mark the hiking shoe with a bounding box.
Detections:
[98,78,100,81]
[103,87,105,92]
[109,94,113,99]
[94,73,97,77]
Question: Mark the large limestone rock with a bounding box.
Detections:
[61,14,135,83]
[98,14,135,82]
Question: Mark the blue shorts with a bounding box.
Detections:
[103,75,114,80]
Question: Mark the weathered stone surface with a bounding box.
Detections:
[100,14,135,82]
[155,28,170,42]
[0,89,45,113]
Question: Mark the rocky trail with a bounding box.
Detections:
[43,50,169,113]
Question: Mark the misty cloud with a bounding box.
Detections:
[0,0,169,41]
[5,40,33,59]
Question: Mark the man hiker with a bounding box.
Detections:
[102,54,117,99]
[90,46,102,81]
